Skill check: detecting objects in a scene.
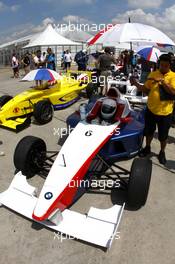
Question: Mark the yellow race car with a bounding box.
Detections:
[0,71,91,132]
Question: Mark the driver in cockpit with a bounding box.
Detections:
[86,87,127,125]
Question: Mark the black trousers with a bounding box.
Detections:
[144,108,172,141]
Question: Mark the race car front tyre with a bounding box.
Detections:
[127,158,152,209]
[14,136,46,178]
[33,100,53,124]
[0,95,13,107]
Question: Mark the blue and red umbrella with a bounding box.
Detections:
[136,46,162,63]
[22,69,61,81]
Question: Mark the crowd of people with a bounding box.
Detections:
[11,48,56,79]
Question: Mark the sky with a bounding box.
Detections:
[1,0,175,44]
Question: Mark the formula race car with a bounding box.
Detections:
[0,87,152,249]
[86,71,148,105]
[0,71,91,132]
[108,79,148,105]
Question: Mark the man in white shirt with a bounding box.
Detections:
[11,53,19,78]
[33,50,45,86]
[33,50,45,69]
[64,50,72,71]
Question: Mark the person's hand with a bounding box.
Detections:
[161,79,169,88]
[155,78,168,88]
[152,77,163,82]
[147,77,163,83]
[130,76,137,86]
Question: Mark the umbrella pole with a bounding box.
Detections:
[129,17,133,51]
[128,17,133,74]
[130,42,133,51]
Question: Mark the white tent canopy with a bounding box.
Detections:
[0,33,39,50]
[24,24,79,48]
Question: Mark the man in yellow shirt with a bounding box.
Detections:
[130,54,175,165]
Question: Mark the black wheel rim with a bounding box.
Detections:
[28,144,46,172]
[41,105,53,121]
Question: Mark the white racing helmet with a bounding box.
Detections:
[101,98,117,121]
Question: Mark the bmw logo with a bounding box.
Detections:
[44,192,53,200]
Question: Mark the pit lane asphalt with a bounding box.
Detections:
[0,68,175,264]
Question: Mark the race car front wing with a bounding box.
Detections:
[0,172,124,249]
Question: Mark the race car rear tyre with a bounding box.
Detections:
[0,95,13,107]
[127,158,152,209]
[14,136,46,178]
[33,100,53,124]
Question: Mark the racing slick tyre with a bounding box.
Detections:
[127,158,152,209]
[0,95,13,107]
[14,136,46,178]
[33,100,53,124]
